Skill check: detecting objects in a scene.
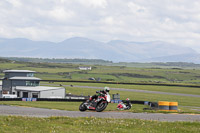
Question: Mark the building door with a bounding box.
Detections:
[32,93,38,98]
[17,91,20,97]
[23,92,28,98]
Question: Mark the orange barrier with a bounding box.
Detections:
[169,102,178,112]
[158,101,169,111]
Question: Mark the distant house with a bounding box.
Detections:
[2,70,65,98]
[79,66,92,70]
[88,77,95,81]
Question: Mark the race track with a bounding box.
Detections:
[0,105,200,122]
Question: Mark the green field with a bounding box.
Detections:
[2,59,200,84]
[1,59,200,113]
[0,116,199,133]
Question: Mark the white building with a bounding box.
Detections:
[2,70,66,98]
[79,66,92,70]
[15,86,65,98]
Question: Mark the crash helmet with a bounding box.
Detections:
[104,86,110,92]
[126,98,130,101]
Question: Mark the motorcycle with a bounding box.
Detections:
[117,98,132,110]
[79,92,111,112]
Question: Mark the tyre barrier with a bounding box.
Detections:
[158,101,178,111]
[158,101,169,111]
[169,102,178,112]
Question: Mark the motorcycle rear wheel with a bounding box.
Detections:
[126,104,132,110]
[96,101,108,112]
[79,102,87,112]
[126,106,131,110]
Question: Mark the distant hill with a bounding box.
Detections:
[1,57,112,64]
[2,57,200,68]
[0,37,199,63]
[0,58,11,63]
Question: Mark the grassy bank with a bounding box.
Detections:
[0,116,199,133]
[0,101,155,113]
[0,101,199,114]
[42,81,200,95]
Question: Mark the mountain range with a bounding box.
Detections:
[0,37,200,63]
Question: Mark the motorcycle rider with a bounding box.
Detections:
[89,87,110,107]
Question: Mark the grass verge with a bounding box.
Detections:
[0,101,199,114]
[0,116,199,133]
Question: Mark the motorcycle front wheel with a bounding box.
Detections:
[96,101,108,112]
[79,102,87,112]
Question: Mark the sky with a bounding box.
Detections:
[0,0,200,52]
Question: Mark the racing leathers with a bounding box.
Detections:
[89,90,107,107]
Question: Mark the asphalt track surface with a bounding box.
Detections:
[42,84,200,98]
[0,105,200,122]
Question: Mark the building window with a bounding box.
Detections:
[5,73,9,78]
[26,81,31,86]
[27,73,34,77]
[26,81,39,86]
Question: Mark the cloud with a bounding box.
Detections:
[128,2,146,14]
[6,0,22,7]
[48,7,75,22]
[79,0,107,8]
[0,0,200,52]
